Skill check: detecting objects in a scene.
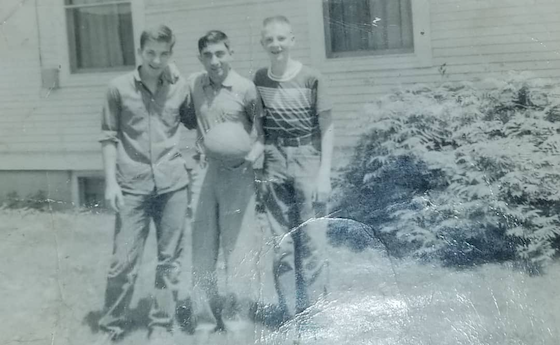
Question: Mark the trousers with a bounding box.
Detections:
[98,187,188,333]
[190,158,261,327]
[260,142,329,317]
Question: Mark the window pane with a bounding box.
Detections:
[325,0,413,57]
[78,177,106,209]
[66,3,135,72]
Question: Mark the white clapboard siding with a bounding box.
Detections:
[325,0,560,146]
[145,0,312,155]
[1,0,560,170]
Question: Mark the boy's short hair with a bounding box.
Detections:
[262,15,291,27]
[140,25,176,50]
[198,30,231,53]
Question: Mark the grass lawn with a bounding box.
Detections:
[0,210,559,345]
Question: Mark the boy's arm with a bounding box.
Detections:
[179,83,197,130]
[246,114,265,167]
[101,142,123,211]
[315,109,334,203]
[314,71,334,203]
[100,86,124,212]
[244,84,265,167]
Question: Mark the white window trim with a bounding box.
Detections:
[306,0,432,72]
[57,0,145,87]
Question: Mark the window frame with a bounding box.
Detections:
[54,0,144,87]
[64,0,137,74]
[307,0,432,72]
[322,0,415,59]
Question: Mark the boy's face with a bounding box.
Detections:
[198,42,233,82]
[261,22,295,63]
[137,39,173,79]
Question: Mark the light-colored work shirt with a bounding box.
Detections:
[184,69,261,154]
[100,66,192,195]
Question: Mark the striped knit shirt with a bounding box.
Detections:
[254,63,332,139]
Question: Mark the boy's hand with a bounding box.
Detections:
[105,181,124,212]
[245,141,264,163]
[313,170,331,203]
[245,141,265,169]
[199,154,208,169]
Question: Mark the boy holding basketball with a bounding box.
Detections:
[252,15,334,326]
[183,30,262,333]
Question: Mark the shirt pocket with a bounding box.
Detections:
[161,104,180,128]
[121,100,147,136]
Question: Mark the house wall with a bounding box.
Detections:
[145,0,560,150]
[0,171,72,209]
[309,0,560,146]
[0,0,559,206]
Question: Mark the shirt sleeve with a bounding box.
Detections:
[244,82,263,124]
[315,71,333,114]
[179,81,197,130]
[99,84,121,144]
[252,71,266,118]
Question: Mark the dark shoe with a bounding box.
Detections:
[96,328,124,344]
[211,322,227,333]
[209,295,227,332]
[176,299,196,334]
[249,303,291,329]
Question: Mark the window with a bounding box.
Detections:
[323,0,414,58]
[78,176,105,209]
[64,0,135,73]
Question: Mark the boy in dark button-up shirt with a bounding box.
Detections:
[97,25,193,343]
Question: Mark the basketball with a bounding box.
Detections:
[203,121,252,162]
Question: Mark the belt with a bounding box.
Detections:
[266,135,313,147]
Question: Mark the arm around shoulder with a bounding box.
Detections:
[245,83,265,167]
[180,74,198,130]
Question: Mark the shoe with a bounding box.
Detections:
[176,299,196,334]
[96,329,123,344]
[211,320,227,333]
[249,302,291,329]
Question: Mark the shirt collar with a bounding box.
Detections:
[201,69,238,89]
[133,64,179,86]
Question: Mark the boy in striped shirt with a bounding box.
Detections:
[252,15,334,327]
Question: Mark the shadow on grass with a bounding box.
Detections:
[83,297,196,338]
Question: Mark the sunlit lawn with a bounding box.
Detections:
[0,210,559,345]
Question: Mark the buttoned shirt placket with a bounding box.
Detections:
[138,78,162,194]
[202,77,233,129]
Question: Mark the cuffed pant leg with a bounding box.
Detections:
[292,144,329,314]
[149,187,189,330]
[292,180,328,314]
[217,162,260,318]
[262,177,298,317]
[99,193,150,334]
[191,162,221,326]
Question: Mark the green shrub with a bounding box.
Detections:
[334,73,560,267]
